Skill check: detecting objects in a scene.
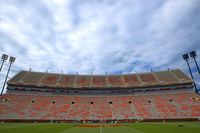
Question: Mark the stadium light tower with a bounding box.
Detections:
[1,56,16,96]
[183,53,199,94]
[189,51,200,75]
[0,54,9,72]
[182,54,193,79]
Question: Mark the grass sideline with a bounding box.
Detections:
[0,122,199,133]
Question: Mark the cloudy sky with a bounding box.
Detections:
[0,0,200,92]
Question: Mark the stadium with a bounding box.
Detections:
[1,0,200,133]
[0,68,200,132]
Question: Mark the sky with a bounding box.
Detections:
[0,0,200,93]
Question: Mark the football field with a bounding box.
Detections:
[0,122,199,133]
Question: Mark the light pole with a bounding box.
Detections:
[182,54,193,79]
[182,53,198,94]
[0,54,9,72]
[189,51,200,75]
[1,56,16,95]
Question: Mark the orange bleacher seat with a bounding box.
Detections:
[92,76,107,87]
[139,73,159,85]
[75,76,91,87]
[123,74,141,86]
[108,76,124,87]
[40,74,60,86]
[0,91,200,120]
[59,75,75,87]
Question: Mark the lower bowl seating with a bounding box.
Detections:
[0,91,199,120]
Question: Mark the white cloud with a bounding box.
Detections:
[0,0,200,93]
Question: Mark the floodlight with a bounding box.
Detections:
[189,51,200,75]
[182,54,189,61]
[189,51,197,58]
[1,54,9,60]
[182,53,193,79]
[1,56,16,95]
[182,52,199,94]
[9,56,16,63]
[0,54,9,72]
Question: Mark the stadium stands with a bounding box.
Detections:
[59,75,76,88]
[107,75,124,87]
[75,75,91,87]
[7,69,193,88]
[19,72,43,85]
[40,74,60,87]
[139,73,159,85]
[123,74,141,86]
[8,71,27,84]
[171,69,192,81]
[1,69,199,122]
[0,91,199,120]
[154,70,178,84]
[92,76,107,88]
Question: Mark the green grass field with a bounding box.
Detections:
[0,122,199,133]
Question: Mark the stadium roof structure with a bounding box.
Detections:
[7,69,193,89]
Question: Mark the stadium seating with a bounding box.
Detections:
[59,75,76,87]
[20,72,43,85]
[8,71,27,84]
[0,91,199,120]
[139,73,159,85]
[154,71,178,84]
[171,69,191,81]
[7,69,193,88]
[75,75,91,87]
[92,76,107,87]
[123,74,141,86]
[40,74,60,86]
[2,69,198,122]
[107,76,124,87]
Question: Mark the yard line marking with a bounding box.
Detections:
[100,125,103,133]
[59,126,75,133]
[124,126,145,133]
